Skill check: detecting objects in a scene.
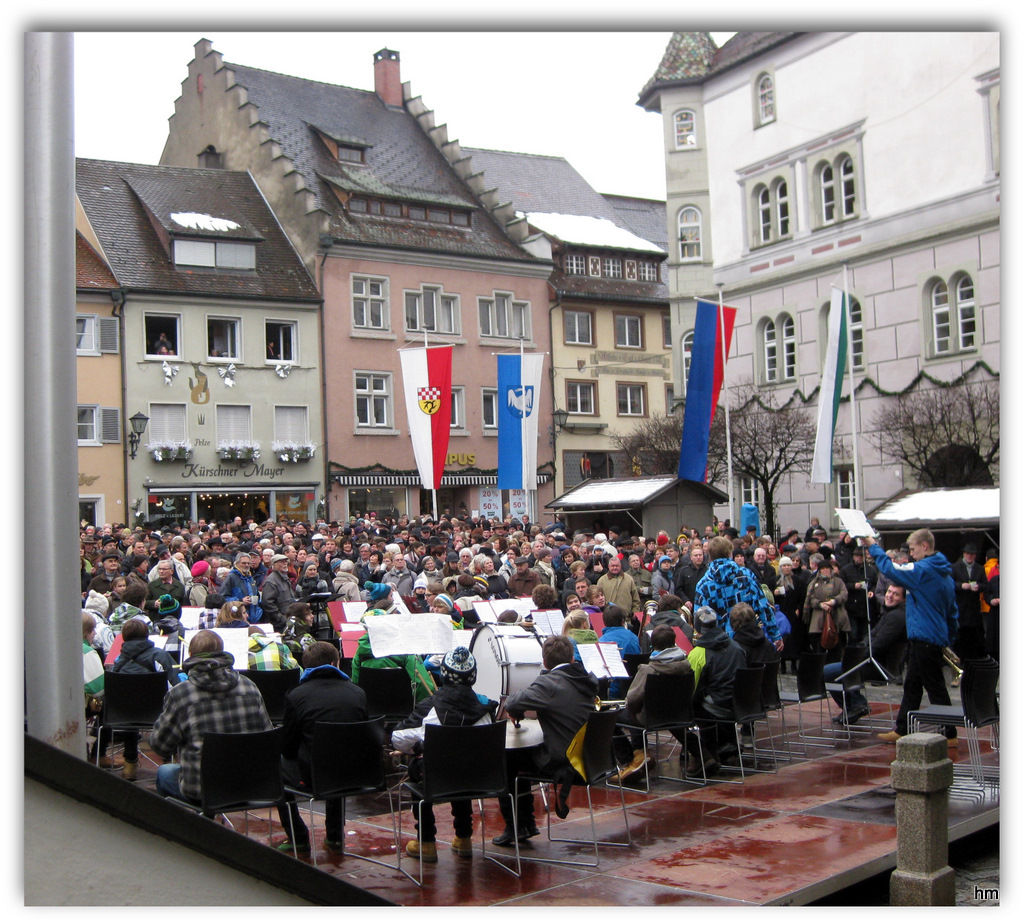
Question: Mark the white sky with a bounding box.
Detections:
[72,30,724,202]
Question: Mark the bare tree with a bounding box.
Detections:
[710,382,817,537]
[613,381,815,536]
[870,381,999,488]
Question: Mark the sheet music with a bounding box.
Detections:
[363,612,454,656]
[496,598,538,621]
[179,607,203,630]
[451,628,476,650]
[183,627,249,669]
[578,643,611,678]
[598,642,630,678]
[834,507,876,539]
[341,601,368,623]
[530,609,564,637]
[471,600,498,624]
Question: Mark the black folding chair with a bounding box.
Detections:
[398,721,520,886]
[779,652,838,748]
[514,708,633,868]
[357,667,415,728]
[705,665,776,783]
[611,671,706,791]
[752,659,794,761]
[283,719,405,873]
[167,727,286,836]
[238,668,300,726]
[93,670,169,769]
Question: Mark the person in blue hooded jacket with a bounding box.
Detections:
[862,529,959,745]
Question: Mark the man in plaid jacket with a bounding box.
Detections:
[150,629,272,801]
[694,536,783,651]
[246,626,299,671]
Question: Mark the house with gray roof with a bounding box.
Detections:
[76,158,323,525]
[160,40,555,522]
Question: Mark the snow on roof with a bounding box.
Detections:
[551,476,677,509]
[170,212,241,233]
[523,211,665,254]
[870,487,1000,526]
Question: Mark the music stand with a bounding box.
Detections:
[296,590,337,639]
[835,537,897,687]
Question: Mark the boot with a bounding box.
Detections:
[450,835,473,858]
[122,759,138,781]
[405,840,438,862]
[610,749,650,784]
[98,754,124,770]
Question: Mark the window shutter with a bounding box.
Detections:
[100,407,121,443]
[149,404,187,442]
[98,317,120,353]
[274,406,308,442]
[217,405,252,441]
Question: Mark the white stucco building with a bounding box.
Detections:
[639,31,1000,535]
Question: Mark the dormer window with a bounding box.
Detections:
[337,144,365,164]
[173,238,256,270]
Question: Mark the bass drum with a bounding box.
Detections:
[469,624,544,702]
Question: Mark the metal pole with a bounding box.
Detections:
[25,32,85,752]
[717,287,735,526]
[843,264,863,507]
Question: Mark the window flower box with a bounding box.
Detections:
[148,441,193,463]
[216,440,261,462]
[272,441,316,463]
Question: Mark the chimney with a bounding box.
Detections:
[373,48,403,108]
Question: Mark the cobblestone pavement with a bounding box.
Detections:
[782,660,999,906]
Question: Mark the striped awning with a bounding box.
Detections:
[332,471,552,487]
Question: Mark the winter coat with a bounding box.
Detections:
[868,545,958,648]
[802,573,850,634]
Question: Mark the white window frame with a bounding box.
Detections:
[780,314,796,381]
[775,179,790,237]
[757,73,776,126]
[564,310,593,346]
[603,257,623,279]
[615,313,643,350]
[144,313,182,359]
[616,383,646,417]
[352,275,390,331]
[173,239,256,270]
[405,285,460,335]
[638,261,659,282]
[566,381,595,416]
[835,468,857,510]
[820,162,836,225]
[207,316,242,362]
[355,372,393,430]
[482,388,499,430]
[839,156,856,219]
[76,315,98,354]
[849,298,864,370]
[265,319,298,364]
[681,330,694,396]
[564,253,587,275]
[77,405,100,445]
[479,292,529,340]
[450,386,467,432]
[740,476,762,507]
[674,108,697,149]
[955,276,977,351]
[763,319,778,384]
[678,207,702,261]
[931,281,952,355]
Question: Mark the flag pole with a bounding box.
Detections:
[842,264,862,508]
[520,335,530,522]
[717,286,735,527]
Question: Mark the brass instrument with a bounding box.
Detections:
[942,646,963,684]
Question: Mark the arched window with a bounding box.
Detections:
[955,275,976,350]
[819,162,836,224]
[839,155,856,218]
[678,207,702,261]
[848,297,864,369]
[931,280,951,354]
[681,330,694,394]
[757,73,775,125]
[762,319,778,383]
[780,314,796,380]
[775,180,790,236]
[757,186,772,244]
[674,109,697,149]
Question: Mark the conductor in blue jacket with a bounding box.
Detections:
[861,529,959,746]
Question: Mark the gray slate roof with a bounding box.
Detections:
[220,61,532,263]
[76,159,320,302]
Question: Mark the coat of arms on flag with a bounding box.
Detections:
[418,387,442,415]
[506,385,534,418]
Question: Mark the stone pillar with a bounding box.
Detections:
[889,732,956,905]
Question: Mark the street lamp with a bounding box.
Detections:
[552,408,570,431]
[128,411,149,460]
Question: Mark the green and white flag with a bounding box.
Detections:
[811,287,848,483]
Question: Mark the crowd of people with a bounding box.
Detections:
[77,510,998,860]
